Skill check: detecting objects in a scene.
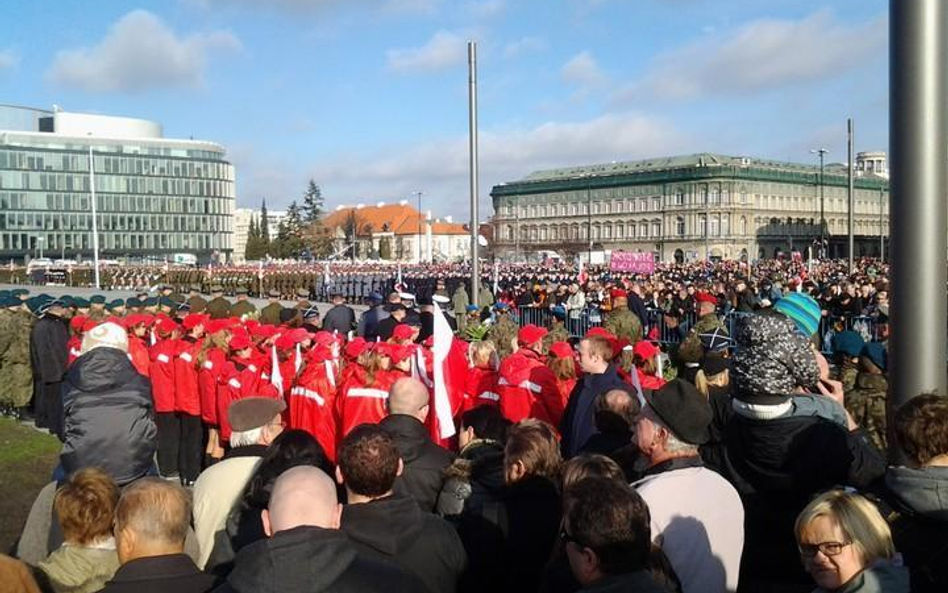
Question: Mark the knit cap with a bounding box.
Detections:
[773,292,822,337]
[80,322,129,355]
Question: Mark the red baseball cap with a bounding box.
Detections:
[548,341,574,359]
[274,333,296,351]
[388,344,414,364]
[156,318,178,335]
[610,288,628,299]
[183,313,209,330]
[229,334,252,351]
[345,337,368,359]
[517,324,548,346]
[633,340,661,360]
[585,327,616,341]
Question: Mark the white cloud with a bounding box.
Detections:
[382,0,442,14]
[46,10,241,93]
[465,0,505,18]
[503,36,547,59]
[304,112,688,215]
[620,9,886,102]
[387,30,467,73]
[0,49,19,71]
[561,50,607,88]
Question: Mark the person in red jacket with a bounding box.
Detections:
[336,345,398,441]
[497,324,562,426]
[66,316,88,365]
[216,333,280,444]
[196,321,230,464]
[289,343,338,462]
[125,315,151,378]
[546,340,579,422]
[149,317,180,478]
[632,340,667,391]
[175,313,207,486]
[464,340,500,411]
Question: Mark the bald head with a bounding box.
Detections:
[388,377,430,422]
[263,466,340,536]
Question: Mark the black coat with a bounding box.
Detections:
[559,366,629,458]
[60,347,157,485]
[357,306,385,341]
[380,414,455,513]
[30,314,69,437]
[101,554,217,593]
[713,412,886,587]
[322,304,356,335]
[342,495,466,593]
[376,316,400,342]
[218,525,424,593]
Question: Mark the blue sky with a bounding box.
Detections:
[0,0,888,217]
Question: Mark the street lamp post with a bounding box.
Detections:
[811,148,828,258]
[879,185,886,262]
[586,178,592,264]
[413,190,424,263]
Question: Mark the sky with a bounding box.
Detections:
[0,0,888,218]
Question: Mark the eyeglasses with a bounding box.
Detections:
[799,541,851,558]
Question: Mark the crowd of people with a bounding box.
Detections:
[0,255,939,593]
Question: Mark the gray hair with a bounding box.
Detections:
[230,426,263,448]
[644,406,699,455]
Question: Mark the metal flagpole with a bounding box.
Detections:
[468,41,481,307]
[847,119,855,273]
[879,186,885,262]
[890,0,948,414]
[88,142,101,289]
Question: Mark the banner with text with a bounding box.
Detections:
[609,251,656,274]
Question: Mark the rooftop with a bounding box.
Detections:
[323,203,468,236]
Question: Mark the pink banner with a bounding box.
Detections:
[609,251,655,274]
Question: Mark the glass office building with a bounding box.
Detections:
[0,105,235,263]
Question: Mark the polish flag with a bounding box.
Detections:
[270,344,284,396]
[431,305,466,442]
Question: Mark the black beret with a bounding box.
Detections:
[646,380,712,445]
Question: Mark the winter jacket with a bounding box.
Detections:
[336,367,397,440]
[500,475,562,593]
[437,439,506,518]
[342,495,467,593]
[218,525,425,593]
[100,554,216,593]
[713,412,886,587]
[322,304,356,335]
[289,359,338,462]
[497,348,561,425]
[148,339,177,413]
[813,560,910,593]
[217,360,280,443]
[174,337,201,416]
[559,365,629,457]
[127,335,150,378]
[464,366,500,411]
[885,465,948,593]
[37,543,120,593]
[60,347,157,485]
[198,348,228,425]
[579,572,672,593]
[380,414,455,513]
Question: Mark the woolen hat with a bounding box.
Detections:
[773,292,822,337]
[646,379,712,445]
[228,397,286,432]
[80,321,129,355]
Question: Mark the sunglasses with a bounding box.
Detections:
[799,541,850,558]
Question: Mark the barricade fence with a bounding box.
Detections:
[512,305,882,354]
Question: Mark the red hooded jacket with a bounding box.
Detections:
[289,357,339,462]
[173,337,202,416]
[497,347,562,425]
[148,338,178,413]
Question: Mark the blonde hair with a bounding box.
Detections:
[469,340,499,371]
[794,490,895,564]
[561,454,624,491]
[694,368,729,399]
[196,329,230,367]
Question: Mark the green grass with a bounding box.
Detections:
[0,417,61,554]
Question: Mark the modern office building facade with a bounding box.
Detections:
[0,104,235,263]
[490,153,890,263]
[232,207,288,263]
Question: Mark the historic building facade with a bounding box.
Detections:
[490,153,889,262]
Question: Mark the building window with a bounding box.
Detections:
[710,189,720,205]
[675,190,684,206]
[699,215,707,237]
[639,223,648,238]
[652,221,661,237]
[676,216,685,236]
[710,215,720,236]
[722,215,730,236]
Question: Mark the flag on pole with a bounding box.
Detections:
[431,304,459,440]
[577,256,588,285]
[270,344,284,396]
[295,343,303,374]
[492,260,499,296]
[395,262,404,292]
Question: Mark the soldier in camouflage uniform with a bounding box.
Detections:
[846,342,888,451]
[678,291,729,379]
[205,286,232,320]
[0,296,35,414]
[487,303,519,360]
[230,287,257,319]
[602,289,643,345]
[260,290,284,326]
[543,305,571,352]
[187,284,208,313]
[462,305,489,342]
[87,295,109,321]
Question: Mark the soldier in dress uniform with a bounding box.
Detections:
[187,284,208,313]
[260,289,284,326]
[230,287,257,319]
[205,285,232,320]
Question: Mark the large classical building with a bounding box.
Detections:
[0,104,235,263]
[490,153,890,263]
[323,202,470,263]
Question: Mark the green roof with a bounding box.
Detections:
[522,152,846,182]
